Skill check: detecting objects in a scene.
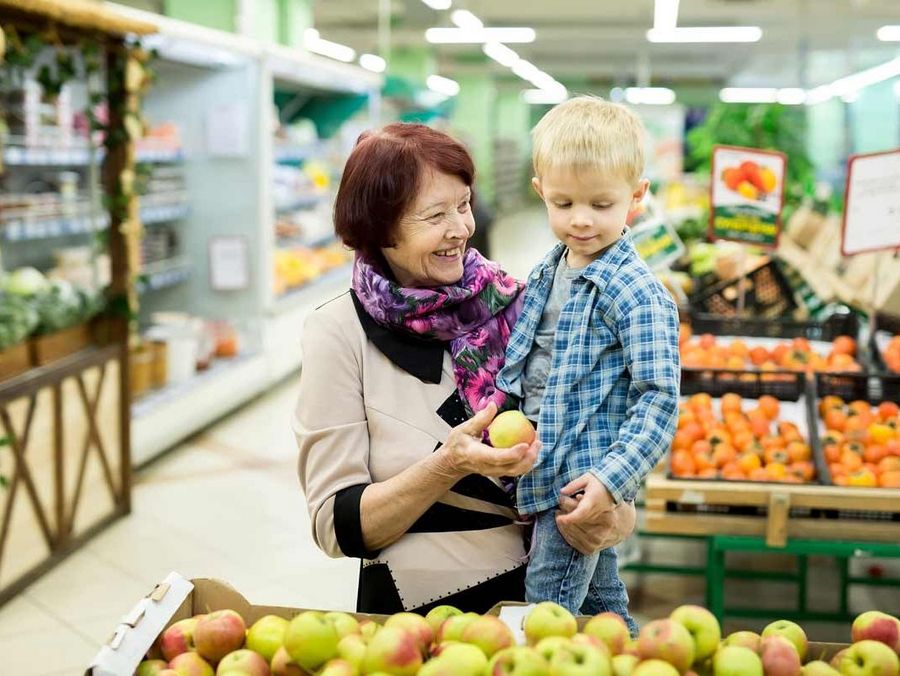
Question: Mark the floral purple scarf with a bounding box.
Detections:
[352,248,524,417]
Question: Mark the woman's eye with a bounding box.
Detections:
[428,212,445,221]
[458,201,470,213]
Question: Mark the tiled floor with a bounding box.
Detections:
[2,207,897,675]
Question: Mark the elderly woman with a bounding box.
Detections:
[295,123,636,614]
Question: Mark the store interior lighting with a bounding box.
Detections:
[303,29,356,62]
[451,9,483,30]
[877,25,900,41]
[425,27,537,43]
[426,74,461,96]
[359,53,387,73]
[523,88,568,105]
[719,87,805,105]
[625,87,677,105]
[483,42,520,67]
[654,0,680,30]
[647,26,763,43]
[421,0,452,9]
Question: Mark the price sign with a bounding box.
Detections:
[630,218,685,270]
[842,148,900,256]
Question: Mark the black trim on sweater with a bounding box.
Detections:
[333,483,381,559]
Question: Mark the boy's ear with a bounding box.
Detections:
[632,178,650,205]
[531,176,544,200]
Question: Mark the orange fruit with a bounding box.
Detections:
[830,462,847,477]
[821,430,845,448]
[848,400,872,417]
[766,462,788,480]
[732,430,755,452]
[713,444,738,468]
[749,416,771,438]
[847,468,877,488]
[761,434,786,450]
[833,475,849,486]
[778,421,802,443]
[689,393,713,412]
[878,470,900,488]
[819,395,845,417]
[698,467,719,479]
[758,395,780,420]
[790,461,816,482]
[869,423,895,445]
[840,449,864,471]
[749,346,770,366]
[672,451,696,477]
[831,335,857,357]
[698,334,716,349]
[708,428,733,448]
[672,429,694,451]
[864,444,888,465]
[878,456,900,474]
[721,393,743,415]
[738,452,762,474]
[765,447,791,465]
[749,467,770,481]
[877,401,899,421]
[694,452,716,472]
[824,444,841,464]
[786,441,812,462]
[824,409,847,432]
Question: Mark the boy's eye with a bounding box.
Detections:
[593,203,613,209]
[554,202,572,209]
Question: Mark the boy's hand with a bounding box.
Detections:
[556,472,615,526]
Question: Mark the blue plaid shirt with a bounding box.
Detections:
[497,235,680,514]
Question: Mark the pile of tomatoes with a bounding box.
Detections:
[819,396,900,488]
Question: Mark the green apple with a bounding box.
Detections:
[637,619,695,673]
[612,654,639,676]
[487,646,550,675]
[168,652,214,676]
[723,631,761,653]
[430,641,488,675]
[359,620,380,639]
[760,635,801,676]
[762,621,808,661]
[524,602,578,646]
[633,659,681,676]
[337,633,368,670]
[548,642,612,676]
[836,640,899,676]
[284,611,340,672]
[246,615,289,663]
[852,612,900,653]
[831,650,849,670]
[802,661,841,676]
[270,646,305,676]
[435,613,480,644]
[713,646,764,676]
[425,606,463,636]
[325,612,361,640]
[488,410,535,448]
[671,604,722,662]
[318,658,357,676]
[362,626,423,675]
[215,649,269,676]
[572,633,610,655]
[136,660,169,676]
[535,636,573,663]
[583,613,631,655]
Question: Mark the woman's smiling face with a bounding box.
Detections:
[381,170,476,288]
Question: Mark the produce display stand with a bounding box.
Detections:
[0,0,155,605]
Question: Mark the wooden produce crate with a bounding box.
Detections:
[645,474,900,547]
[0,341,32,380]
[29,322,92,366]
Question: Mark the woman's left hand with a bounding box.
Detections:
[554,478,637,555]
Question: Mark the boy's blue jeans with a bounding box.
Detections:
[525,509,638,636]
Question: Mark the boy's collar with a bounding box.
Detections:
[531,232,633,283]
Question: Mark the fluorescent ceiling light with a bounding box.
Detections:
[529,70,561,91]
[625,87,676,105]
[654,0,680,30]
[359,53,386,73]
[523,89,568,105]
[829,57,900,97]
[483,42,520,67]
[511,59,540,81]
[719,87,777,103]
[776,88,806,105]
[425,27,536,43]
[427,74,460,96]
[877,25,900,41]
[304,29,356,63]
[416,90,449,107]
[451,9,483,30]
[647,26,762,43]
[421,0,451,8]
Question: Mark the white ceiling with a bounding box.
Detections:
[314,0,900,89]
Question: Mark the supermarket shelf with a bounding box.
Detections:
[274,144,322,163]
[276,233,337,249]
[270,263,352,314]
[2,146,184,166]
[141,203,190,224]
[137,258,192,293]
[131,351,269,467]
[275,193,329,212]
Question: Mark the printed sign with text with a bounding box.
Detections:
[842,148,900,256]
[630,218,685,270]
[709,145,786,248]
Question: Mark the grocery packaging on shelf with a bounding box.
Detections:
[88,572,899,676]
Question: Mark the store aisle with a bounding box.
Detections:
[1,206,896,675]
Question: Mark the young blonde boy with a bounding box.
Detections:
[497,97,680,630]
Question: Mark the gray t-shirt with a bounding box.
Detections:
[521,253,584,420]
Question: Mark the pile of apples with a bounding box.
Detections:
[679,328,862,374]
[818,396,900,488]
[883,336,900,374]
[671,392,816,483]
[133,604,900,676]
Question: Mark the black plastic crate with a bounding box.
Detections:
[688,310,859,342]
[869,312,900,374]
[690,260,797,318]
[681,367,805,400]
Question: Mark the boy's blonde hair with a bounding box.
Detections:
[531,95,646,185]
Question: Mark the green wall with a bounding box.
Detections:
[850,79,899,154]
[452,75,497,204]
[164,0,236,32]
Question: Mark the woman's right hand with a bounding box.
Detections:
[437,402,541,479]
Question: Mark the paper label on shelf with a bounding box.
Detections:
[209,236,250,290]
[206,103,249,157]
[630,217,685,270]
[842,149,900,256]
[709,145,786,248]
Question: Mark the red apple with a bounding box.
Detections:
[435,613,481,644]
[583,613,631,655]
[270,647,305,676]
[488,410,535,448]
[195,610,246,664]
[572,633,610,655]
[637,619,696,673]
[762,621,807,661]
[215,649,269,676]
[161,617,202,662]
[169,652,214,676]
[362,626,422,675]
[384,612,434,653]
[723,631,761,653]
[852,611,900,653]
[760,636,801,676]
[459,615,515,658]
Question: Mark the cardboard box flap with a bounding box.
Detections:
[87,571,194,676]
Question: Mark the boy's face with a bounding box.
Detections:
[533,166,649,268]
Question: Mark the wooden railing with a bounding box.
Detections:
[0,345,130,605]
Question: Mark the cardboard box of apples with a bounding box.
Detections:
[88,572,900,676]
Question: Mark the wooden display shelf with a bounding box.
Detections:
[645,474,900,547]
